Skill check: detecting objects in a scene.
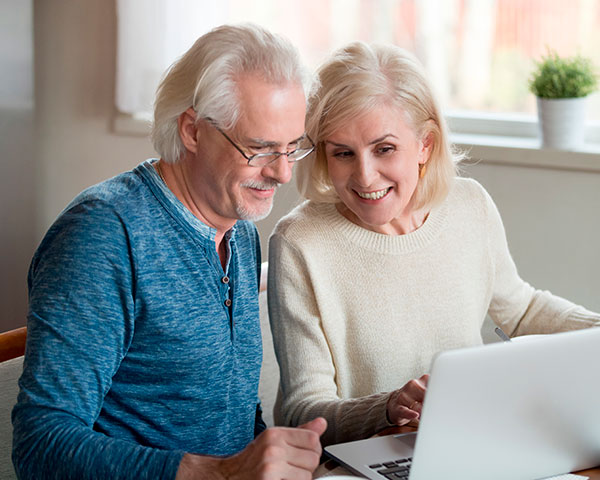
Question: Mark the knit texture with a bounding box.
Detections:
[267,177,600,446]
[13,160,264,479]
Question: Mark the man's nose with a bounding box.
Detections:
[261,155,294,185]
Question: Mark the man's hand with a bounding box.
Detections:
[386,374,429,426]
[176,417,327,480]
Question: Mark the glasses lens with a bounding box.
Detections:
[247,138,315,167]
[249,153,280,168]
[287,148,314,161]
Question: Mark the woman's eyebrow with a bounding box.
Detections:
[369,134,397,144]
[324,140,350,148]
[325,134,398,148]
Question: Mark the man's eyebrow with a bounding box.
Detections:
[243,134,307,148]
[244,137,278,148]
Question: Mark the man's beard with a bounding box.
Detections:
[235,180,280,221]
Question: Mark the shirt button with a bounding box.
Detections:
[224,299,232,307]
[221,276,230,284]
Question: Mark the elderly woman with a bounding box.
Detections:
[267,42,600,447]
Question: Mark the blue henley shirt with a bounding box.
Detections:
[12,160,265,479]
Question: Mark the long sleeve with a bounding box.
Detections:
[268,232,391,446]
[482,186,600,335]
[12,200,184,480]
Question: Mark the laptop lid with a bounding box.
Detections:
[325,327,600,480]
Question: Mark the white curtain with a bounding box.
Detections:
[115,0,226,117]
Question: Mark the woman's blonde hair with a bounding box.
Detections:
[151,23,312,164]
[297,42,461,211]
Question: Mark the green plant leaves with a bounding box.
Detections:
[529,51,598,99]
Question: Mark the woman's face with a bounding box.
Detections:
[324,104,432,235]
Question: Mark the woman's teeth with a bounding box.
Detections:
[356,188,390,200]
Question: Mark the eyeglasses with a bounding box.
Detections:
[206,118,315,168]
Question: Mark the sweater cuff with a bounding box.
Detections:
[372,392,396,433]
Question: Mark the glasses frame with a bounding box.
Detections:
[206,118,315,167]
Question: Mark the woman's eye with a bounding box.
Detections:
[377,145,395,155]
[332,150,354,159]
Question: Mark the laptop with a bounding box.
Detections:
[325,327,600,480]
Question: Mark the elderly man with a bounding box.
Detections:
[12,24,325,479]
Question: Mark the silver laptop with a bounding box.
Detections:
[325,327,600,480]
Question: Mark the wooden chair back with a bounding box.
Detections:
[0,327,27,363]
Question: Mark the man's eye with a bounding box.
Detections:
[250,145,268,152]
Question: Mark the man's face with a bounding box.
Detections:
[184,74,307,230]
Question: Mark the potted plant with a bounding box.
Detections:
[529,51,598,149]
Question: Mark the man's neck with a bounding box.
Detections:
[155,159,234,262]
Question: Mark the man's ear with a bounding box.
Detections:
[178,107,199,154]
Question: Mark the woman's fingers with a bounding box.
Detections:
[386,375,430,425]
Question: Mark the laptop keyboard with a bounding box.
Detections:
[368,457,412,479]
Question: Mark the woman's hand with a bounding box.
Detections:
[386,374,429,426]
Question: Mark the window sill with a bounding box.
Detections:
[451,133,600,174]
[112,111,151,136]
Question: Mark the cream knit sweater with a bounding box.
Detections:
[267,177,600,446]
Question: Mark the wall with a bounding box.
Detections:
[462,160,600,342]
[1,0,599,333]
[0,0,35,332]
[466,162,600,313]
[34,0,156,236]
[0,0,155,331]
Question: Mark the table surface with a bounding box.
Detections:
[316,425,600,479]
[577,468,600,479]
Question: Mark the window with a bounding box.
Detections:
[116,0,600,142]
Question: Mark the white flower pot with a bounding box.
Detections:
[536,97,587,150]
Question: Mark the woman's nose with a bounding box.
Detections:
[352,155,377,186]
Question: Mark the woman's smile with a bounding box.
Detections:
[354,187,392,201]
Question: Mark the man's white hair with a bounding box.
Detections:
[151,23,313,164]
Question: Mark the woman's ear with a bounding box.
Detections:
[418,127,435,165]
[178,107,199,154]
